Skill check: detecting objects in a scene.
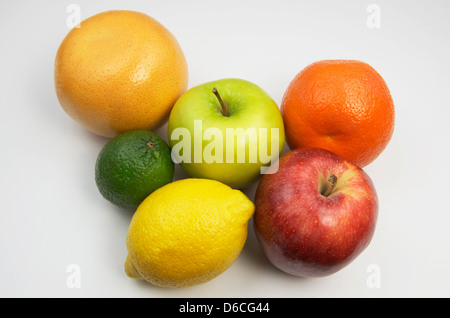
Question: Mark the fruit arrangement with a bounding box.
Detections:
[55,10,394,287]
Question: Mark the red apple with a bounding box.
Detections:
[254,147,378,277]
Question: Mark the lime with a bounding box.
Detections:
[95,130,174,211]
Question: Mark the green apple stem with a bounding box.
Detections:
[322,174,337,197]
[212,87,229,117]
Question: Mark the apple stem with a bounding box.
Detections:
[212,87,229,117]
[322,174,337,197]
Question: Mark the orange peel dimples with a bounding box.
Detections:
[281,60,394,167]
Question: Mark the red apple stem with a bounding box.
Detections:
[322,174,337,197]
[212,87,229,117]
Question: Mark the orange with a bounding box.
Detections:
[54,10,188,137]
[281,60,394,167]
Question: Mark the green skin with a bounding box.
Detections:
[168,78,285,189]
[95,130,174,211]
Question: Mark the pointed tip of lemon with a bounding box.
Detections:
[124,255,143,279]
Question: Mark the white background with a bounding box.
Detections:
[1,0,450,298]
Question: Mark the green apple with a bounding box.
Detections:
[168,78,285,189]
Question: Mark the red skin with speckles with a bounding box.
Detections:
[254,148,378,277]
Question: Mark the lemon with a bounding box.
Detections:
[124,178,255,288]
